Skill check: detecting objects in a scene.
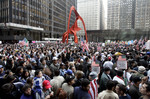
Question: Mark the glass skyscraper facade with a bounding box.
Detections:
[107,0,150,30]
[77,0,100,38]
[107,0,120,29]
[135,0,150,29]
[0,0,77,43]
[107,0,134,29]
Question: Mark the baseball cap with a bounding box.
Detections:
[43,80,52,90]
[147,52,150,55]
[108,57,111,60]
[0,65,3,68]
[65,69,73,75]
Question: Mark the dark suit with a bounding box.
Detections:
[99,72,111,92]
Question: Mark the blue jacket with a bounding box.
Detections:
[119,94,131,99]
[74,86,91,99]
[20,94,34,99]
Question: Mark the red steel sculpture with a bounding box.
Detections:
[62,6,88,43]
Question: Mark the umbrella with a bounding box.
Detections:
[114,52,123,56]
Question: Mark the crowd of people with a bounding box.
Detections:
[0,41,150,99]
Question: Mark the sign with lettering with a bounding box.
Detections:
[91,61,100,74]
[117,60,127,70]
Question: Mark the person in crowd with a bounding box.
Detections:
[14,66,24,81]
[115,84,131,99]
[20,84,35,99]
[113,70,125,85]
[89,71,98,81]
[99,67,112,92]
[98,80,119,99]
[0,65,5,77]
[60,63,67,77]
[129,76,142,99]
[56,88,67,99]
[40,58,48,68]
[0,83,16,99]
[35,80,53,99]
[74,78,91,99]
[139,82,149,99]
[73,70,84,87]
[19,69,30,83]
[131,66,146,80]
[103,57,113,69]
[144,82,150,99]
[26,77,34,89]
[50,57,60,77]
[33,70,45,90]
[62,75,75,99]
[50,69,65,96]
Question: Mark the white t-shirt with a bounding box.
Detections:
[113,76,125,85]
[123,71,131,82]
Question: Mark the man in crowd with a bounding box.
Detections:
[98,80,119,99]
[74,78,91,99]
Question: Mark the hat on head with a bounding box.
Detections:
[32,60,37,63]
[89,72,98,80]
[138,66,146,73]
[80,59,84,62]
[65,69,73,75]
[60,63,65,66]
[52,57,58,61]
[108,57,111,60]
[43,80,52,89]
[0,65,3,68]
[147,52,150,55]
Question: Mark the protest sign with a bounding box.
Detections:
[91,61,100,74]
[146,40,150,50]
[117,55,127,70]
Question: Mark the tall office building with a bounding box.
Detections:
[100,0,108,30]
[107,0,135,29]
[0,0,77,43]
[135,0,150,29]
[51,0,77,38]
[77,0,100,38]
[107,0,120,29]
[119,0,135,29]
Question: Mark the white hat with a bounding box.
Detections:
[52,57,58,60]
[80,59,84,62]
[138,66,146,73]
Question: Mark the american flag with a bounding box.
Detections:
[81,38,89,52]
[88,79,98,99]
[19,38,29,47]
